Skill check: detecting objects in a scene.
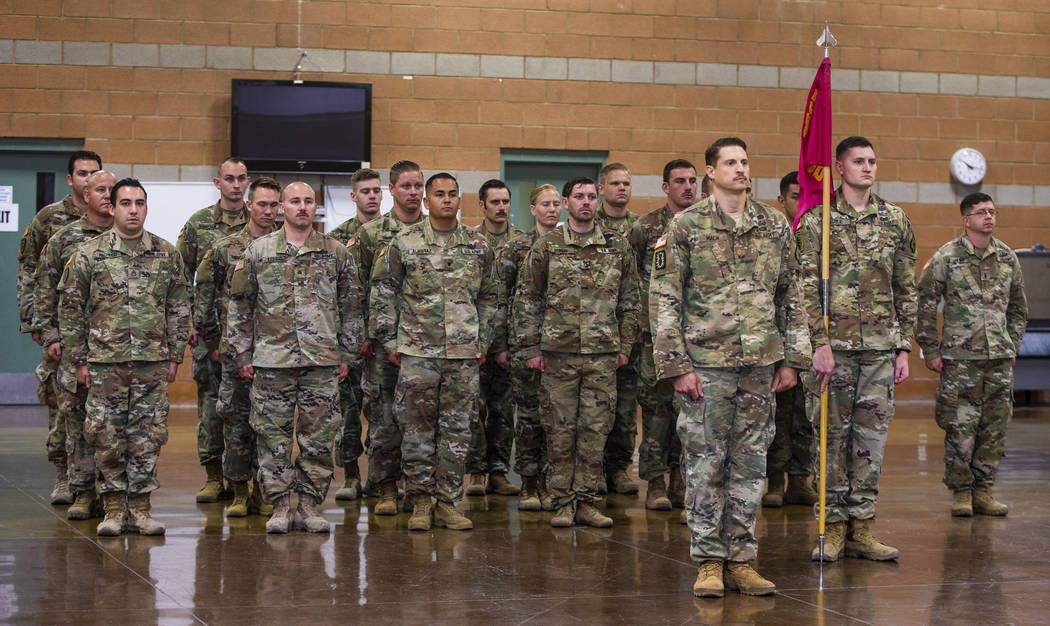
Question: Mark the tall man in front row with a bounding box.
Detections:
[651,138,811,597]
[227,182,363,534]
[917,192,1027,517]
[59,179,190,536]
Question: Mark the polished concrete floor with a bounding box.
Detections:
[1,402,1049,625]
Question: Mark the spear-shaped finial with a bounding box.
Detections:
[816,21,837,58]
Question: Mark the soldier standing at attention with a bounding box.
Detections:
[18,150,102,505]
[227,182,363,534]
[327,168,384,502]
[194,177,280,519]
[59,179,190,536]
[651,138,811,597]
[177,157,250,504]
[796,135,916,562]
[515,177,640,528]
[917,192,1027,517]
[34,170,115,520]
[466,179,522,497]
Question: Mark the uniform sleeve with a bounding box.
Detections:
[628,221,648,275]
[227,252,259,369]
[33,238,64,347]
[616,240,641,356]
[794,213,829,349]
[479,243,504,355]
[17,217,48,333]
[1006,254,1029,355]
[175,221,197,306]
[512,242,548,361]
[338,248,365,363]
[193,249,221,352]
[357,227,378,338]
[369,241,404,355]
[57,250,91,366]
[892,215,918,351]
[776,228,813,370]
[165,253,191,363]
[915,252,947,361]
[649,218,693,380]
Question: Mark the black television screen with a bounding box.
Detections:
[231,79,371,173]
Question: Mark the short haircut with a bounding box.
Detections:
[350,167,381,188]
[779,171,799,196]
[705,137,747,167]
[479,179,509,203]
[835,136,874,162]
[425,172,458,193]
[960,192,994,215]
[86,169,114,186]
[389,160,422,185]
[562,176,596,199]
[662,158,696,183]
[111,178,146,205]
[68,150,102,176]
[217,156,247,173]
[700,175,711,195]
[530,184,559,206]
[248,176,281,202]
[599,162,629,183]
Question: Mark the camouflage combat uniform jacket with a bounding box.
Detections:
[596,207,638,236]
[499,230,541,352]
[628,204,675,336]
[18,194,84,334]
[357,212,425,344]
[474,223,522,353]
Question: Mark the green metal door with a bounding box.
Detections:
[501,149,606,230]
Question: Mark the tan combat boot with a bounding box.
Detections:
[226,481,250,518]
[50,461,73,505]
[784,474,819,505]
[248,481,273,516]
[550,502,574,528]
[645,475,672,510]
[374,480,399,516]
[973,487,1008,516]
[725,561,776,596]
[680,509,688,525]
[196,460,224,503]
[126,493,166,536]
[67,490,96,520]
[951,489,973,517]
[297,493,331,533]
[265,494,291,534]
[761,472,786,508]
[845,519,899,560]
[518,476,541,511]
[433,500,473,530]
[811,520,846,561]
[574,502,613,528]
[408,494,433,531]
[335,463,362,501]
[692,560,724,598]
[465,474,487,496]
[607,469,639,495]
[96,492,126,536]
[668,467,685,508]
[487,473,521,496]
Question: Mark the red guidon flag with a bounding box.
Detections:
[794,57,832,230]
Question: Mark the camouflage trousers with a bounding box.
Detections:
[250,366,340,502]
[806,349,894,523]
[217,356,254,482]
[466,358,514,475]
[935,358,1013,491]
[395,355,478,502]
[637,336,680,481]
[604,341,640,473]
[192,351,223,465]
[336,364,364,467]
[57,374,93,492]
[84,361,170,495]
[678,365,774,562]
[541,351,617,509]
[361,349,402,485]
[511,356,546,478]
[37,357,64,464]
[767,385,813,476]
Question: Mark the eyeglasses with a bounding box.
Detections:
[966,209,997,217]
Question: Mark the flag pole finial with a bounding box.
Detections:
[816,22,837,58]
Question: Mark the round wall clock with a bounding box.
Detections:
[950,147,986,186]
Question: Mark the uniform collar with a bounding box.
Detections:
[958,233,1001,258]
[108,229,155,255]
[709,196,761,233]
[62,194,85,217]
[211,200,248,226]
[422,218,471,245]
[558,222,608,247]
[78,215,110,235]
[832,187,879,220]
[275,227,327,254]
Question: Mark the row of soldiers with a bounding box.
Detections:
[17,136,1027,598]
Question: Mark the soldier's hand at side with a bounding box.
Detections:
[76,365,90,387]
[478,353,487,367]
[1012,356,1016,366]
[813,345,835,392]
[239,364,254,380]
[47,342,62,361]
[771,366,798,392]
[893,351,910,384]
[388,351,402,367]
[615,353,629,369]
[924,357,943,373]
[360,339,375,358]
[338,363,349,380]
[188,329,198,348]
[209,349,220,363]
[494,351,510,368]
[32,332,43,346]
[526,356,544,372]
[673,372,703,400]
[167,362,179,383]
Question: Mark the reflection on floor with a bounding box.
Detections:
[1,402,1048,625]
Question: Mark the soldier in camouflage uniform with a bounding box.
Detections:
[629,159,697,512]
[59,178,190,537]
[356,160,426,515]
[465,179,521,498]
[17,150,102,505]
[371,173,502,531]
[177,157,250,503]
[917,192,1027,517]
[34,170,115,520]
[227,182,363,534]
[327,168,384,502]
[651,138,811,597]
[796,136,917,562]
[516,176,640,529]
[194,177,280,519]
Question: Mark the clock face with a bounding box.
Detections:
[951,148,986,186]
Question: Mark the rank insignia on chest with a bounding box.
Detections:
[654,248,667,271]
[233,259,245,272]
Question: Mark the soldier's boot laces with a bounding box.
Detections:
[433,500,473,530]
[574,502,613,528]
[518,476,541,511]
[973,487,1008,516]
[407,494,433,531]
[67,490,96,520]
[668,466,685,508]
[845,519,899,560]
[693,560,724,598]
[608,469,639,495]
[265,495,291,534]
[50,462,73,505]
[248,481,273,516]
[296,494,331,533]
[126,493,166,536]
[196,460,224,503]
[487,473,521,496]
[335,463,362,501]
[465,474,487,497]
[725,561,776,596]
[550,503,574,528]
[784,474,819,506]
[811,520,846,561]
[761,472,786,508]
[951,489,973,517]
[374,480,399,516]
[226,481,250,518]
[645,475,672,511]
[96,492,126,537]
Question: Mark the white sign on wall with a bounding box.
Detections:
[0,185,18,232]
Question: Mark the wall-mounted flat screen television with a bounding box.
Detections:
[231,79,372,173]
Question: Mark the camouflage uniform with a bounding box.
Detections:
[371,219,501,501]
[58,230,190,495]
[34,216,110,493]
[916,234,1027,491]
[176,202,248,468]
[17,194,84,466]
[651,196,811,562]
[796,189,917,523]
[767,386,812,478]
[515,224,640,509]
[227,228,363,502]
